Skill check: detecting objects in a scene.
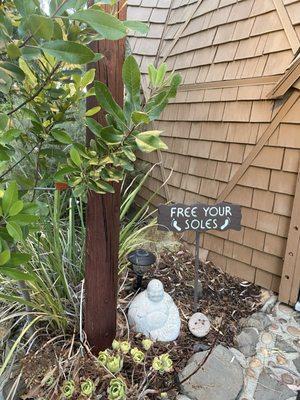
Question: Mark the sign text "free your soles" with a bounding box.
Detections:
[158,202,242,233]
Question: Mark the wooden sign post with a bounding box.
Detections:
[158,202,242,311]
[85,1,126,354]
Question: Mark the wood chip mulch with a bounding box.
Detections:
[119,246,262,371]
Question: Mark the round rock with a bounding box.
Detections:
[287,326,300,337]
[261,332,273,345]
[188,313,210,338]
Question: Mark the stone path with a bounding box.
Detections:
[239,302,299,400]
[178,301,300,400]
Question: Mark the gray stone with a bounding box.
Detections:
[193,342,210,352]
[235,328,259,357]
[229,347,247,369]
[177,396,192,400]
[261,295,278,314]
[275,337,297,354]
[254,369,296,400]
[292,357,300,374]
[179,345,244,400]
[240,312,272,332]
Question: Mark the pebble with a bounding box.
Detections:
[261,332,273,345]
[281,373,294,385]
[287,326,300,337]
[246,368,256,378]
[188,313,210,338]
[250,358,262,368]
[259,347,269,357]
[270,324,279,331]
[293,339,300,348]
[268,361,276,368]
[278,304,294,315]
[279,318,288,324]
[276,355,287,365]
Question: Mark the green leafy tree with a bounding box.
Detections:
[0,1,181,279]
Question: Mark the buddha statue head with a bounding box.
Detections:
[147,279,164,303]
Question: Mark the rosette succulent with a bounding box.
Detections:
[98,350,109,366]
[142,339,153,351]
[152,354,173,374]
[106,355,123,373]
[80,379,95,397]
[62,380,76,399]
[130,347,145,364]
[112,340,120,350]
[119,341,131,354]
[107,378,127,400]
[160,354,173,372]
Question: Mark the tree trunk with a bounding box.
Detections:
[85,1,126,354]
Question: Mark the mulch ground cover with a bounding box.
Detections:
[119,246,262,370]
[21,246,262,399]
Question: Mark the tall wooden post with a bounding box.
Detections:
[85,1,126,354]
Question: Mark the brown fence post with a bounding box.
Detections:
[85,1,127,354]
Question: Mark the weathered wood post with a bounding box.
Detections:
[85,0,126,354]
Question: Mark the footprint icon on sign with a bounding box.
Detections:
[220,217,231,230]
[171,219,182,232]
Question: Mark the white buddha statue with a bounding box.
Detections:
[128,279,181,342]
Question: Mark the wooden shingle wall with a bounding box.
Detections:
[128,0,300,295]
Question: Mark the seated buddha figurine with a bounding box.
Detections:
[128,279,181,342]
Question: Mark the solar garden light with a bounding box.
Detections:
[127,249,156,290]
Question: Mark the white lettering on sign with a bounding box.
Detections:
[158,202,242,233]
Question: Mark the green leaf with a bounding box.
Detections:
[155,63,167,86]
[10,214,38,226]
[86,118,103,137]
[123,20,149,35]
[52,129,72,144]
[81,68,95,88]
[2,181,18,215]
[122,55,141,109]
[49,0,86,16]
[100,126,123,144]
[131,111,150,125]
[21,47,42,61]
[2,59,23,80]
[85,106,101,117]
[10,252,31,266]
[0,268,35,281]
[70,9,126,40]
[7,43,21,60]
[135,131,168,153]
[95,181,115,193]
[0,113,8,131]
[0,68,12,94]
[41,40,95,65]
[70,147,82,167]
[0,249,10,266]
[0,128,22,144]
[94,81,127,130]
[54,166,77,181]
[26,14,54,40]
[9,200,24,216]
[14,0,38,17]
[0,145,9,161]
[7,221,23,241]
[148,64,157,87]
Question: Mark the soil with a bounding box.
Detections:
[21,246,262,399]
[119,246,262,371]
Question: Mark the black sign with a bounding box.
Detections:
[158,202,242,233]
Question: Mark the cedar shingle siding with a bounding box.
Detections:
[128,0,300,304]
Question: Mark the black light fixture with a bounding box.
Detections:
[127,249,156,290]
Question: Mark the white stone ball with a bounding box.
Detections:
[188,312,211,338]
